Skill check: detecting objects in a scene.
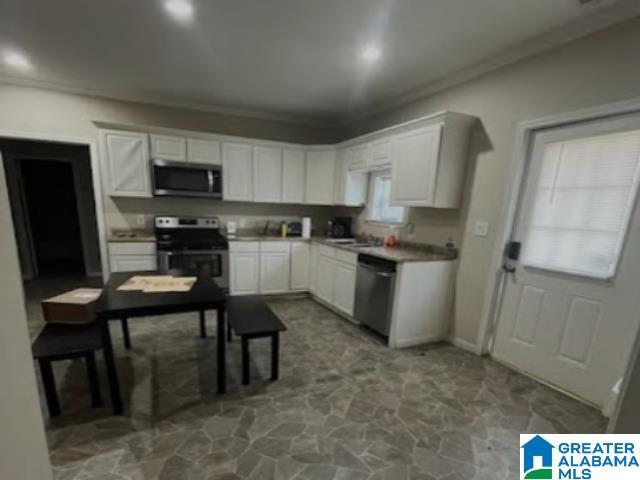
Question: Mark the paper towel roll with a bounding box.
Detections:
[302,217,311,239]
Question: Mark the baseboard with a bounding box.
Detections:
[450,336,483,355]
[392,334,445,349]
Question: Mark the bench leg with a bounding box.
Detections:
[38,359,60,418]
[121,318,131,350]
[85,352,103,408]
[241,336,250,385]
[199,311,206,339]
[227,314,232,342]
[271,333,279,381]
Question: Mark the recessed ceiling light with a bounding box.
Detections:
[3,50,31,70]
[164,0,194,22]
[361,45,382,63]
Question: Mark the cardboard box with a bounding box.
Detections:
[41,288,103,324]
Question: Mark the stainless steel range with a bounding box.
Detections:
[155,216,229,291]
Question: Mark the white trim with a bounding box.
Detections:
[0,129,109,282]
[450,336,483,355]
[393,334,446,349]
[0,76,335,127]
[477,96,640,355]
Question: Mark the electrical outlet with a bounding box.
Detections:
[136,215,146,227]
[474,221,489,237]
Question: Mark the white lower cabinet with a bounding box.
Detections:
[230,252,260,295]
[108,242,157,273]
[332,262,356,316]
[309,243,319,293]
[290,243,310,290]
[316,254,335,304]
[260,254,290,293]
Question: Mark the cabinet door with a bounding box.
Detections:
[187,139,221,164]
[309,244,319,293]
[260,253,290,294]
[290,243,310,290]
[349,144,369,170]
[333,262,356,316]
[282,149,305,203]
[150,134,187,161]
[333,148,348,204]
[109,255,157,273]
[305,150,336,205]
[102,130,151,197]
[253,146,282,203]
[390,124,442,206]
[230,253,259,295]
[316,255,335,304]
[223,143,253,201]
[369,138,392,168]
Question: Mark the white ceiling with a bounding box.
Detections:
[0,0,637,124]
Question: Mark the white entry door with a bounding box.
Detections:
[493,113,640,408]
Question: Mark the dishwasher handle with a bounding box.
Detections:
[358,263,395,278]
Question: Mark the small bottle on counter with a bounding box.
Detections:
[280,221,287,238]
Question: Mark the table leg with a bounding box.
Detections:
[241,336,250,385]
[38,358,60,418]
[199,311,207,338]
[100,317,123,414]
[85,352,103,408]
[216,306,226,394]
[121,318,131,350]
[226,314,232,342]
[271,333,279,381]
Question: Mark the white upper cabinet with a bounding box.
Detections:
[334,148,367,206]
[187,139,221,164]
[150,134,187,161]
[253,146,282,203]
[391,125,441,207]
[282,149,305,203]
[349,144,369,170]
[368,137,393,169]
[305,149,336,205]
[390,113,474,208]
[101,130,151,198]
[222,143,253,201]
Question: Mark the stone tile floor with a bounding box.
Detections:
[26,281,606,480]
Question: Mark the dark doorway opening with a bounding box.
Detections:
[20,159,85,275]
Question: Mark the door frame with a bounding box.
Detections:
[0,130,109,281]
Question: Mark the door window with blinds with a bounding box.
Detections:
[521,126,640,279]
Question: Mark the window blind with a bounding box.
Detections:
[521,129,640,279]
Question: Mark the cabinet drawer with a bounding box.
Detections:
[108,242,156,256]
[317,244,336,259]
[229,241,259,253]
[260,241,290,253]
[110,255,157,273]
[335,249,358,266]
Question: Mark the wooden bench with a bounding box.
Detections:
[227,296,287,385]
[32,322,103,417]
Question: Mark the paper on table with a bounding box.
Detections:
[117,275,173,291]
[117,275,197,293]
[142,277,197,292]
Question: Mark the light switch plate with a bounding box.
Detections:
[136,215,146,227]
[474,221,489,237]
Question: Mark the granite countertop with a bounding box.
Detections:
[230,233,456,263]
[311,238,457,263]
[108,229,156,243]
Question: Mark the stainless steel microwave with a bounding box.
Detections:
[151,159,222,198]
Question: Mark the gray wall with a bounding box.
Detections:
[0,160,52,480]
[344,16,640,349]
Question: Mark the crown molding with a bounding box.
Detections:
[341,0,640,125]
[0,74,339,128]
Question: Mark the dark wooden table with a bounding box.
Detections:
[94,270,227,414]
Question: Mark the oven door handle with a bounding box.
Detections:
[162,250,226,256]
[207,170,214,193]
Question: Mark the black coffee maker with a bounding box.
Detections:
[327,217,353,238]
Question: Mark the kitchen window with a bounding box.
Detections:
[367,170,407,224]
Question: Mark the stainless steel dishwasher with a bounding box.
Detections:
[354,254,397,337]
